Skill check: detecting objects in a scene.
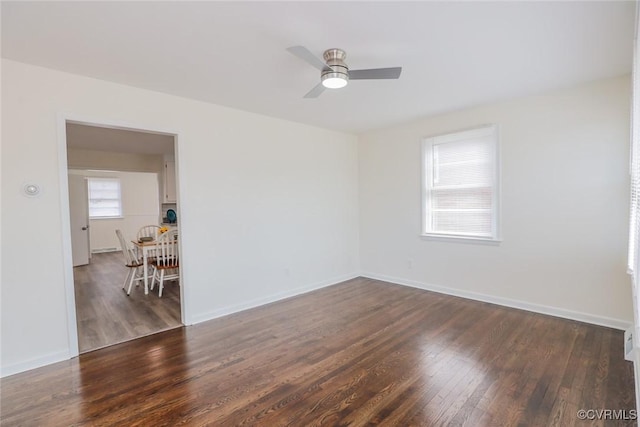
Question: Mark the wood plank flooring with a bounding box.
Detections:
[74,252,182,353]
[1,278,635,426]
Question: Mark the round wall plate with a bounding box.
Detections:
[23,184,40,197]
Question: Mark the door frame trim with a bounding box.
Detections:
[57,113,186,358]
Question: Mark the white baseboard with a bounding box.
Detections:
[361,272,632,331]
[1,349,70,378]
[6,272,624,378]
[190,273,360,325]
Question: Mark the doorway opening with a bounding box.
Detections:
[64,120,183,353]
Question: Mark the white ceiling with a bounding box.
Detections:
[2,1,635,134]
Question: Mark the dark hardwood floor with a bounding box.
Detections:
[1,278,635,426]
[74,251,182,353]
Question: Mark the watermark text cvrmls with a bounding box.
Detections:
[577,409,637,421]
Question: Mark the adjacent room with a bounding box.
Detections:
[66,123,182,352]
[2,1,639,425]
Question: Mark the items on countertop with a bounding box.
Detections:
[166,209,177,224]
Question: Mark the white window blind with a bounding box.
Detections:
[629,16,640,273]
[630,124,639,273]
[88,178,122,218]
[423,125,499,241]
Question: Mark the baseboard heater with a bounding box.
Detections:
[91,248,119,254]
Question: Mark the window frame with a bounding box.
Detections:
[421,124,501,244]
[87,177,123,219]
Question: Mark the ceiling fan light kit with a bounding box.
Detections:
[321,48,349,89]
[322,74,348,89]
[287,46,402,98]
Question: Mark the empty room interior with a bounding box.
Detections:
[2,1,640,425]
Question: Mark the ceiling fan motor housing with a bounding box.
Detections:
[321,48,349,87]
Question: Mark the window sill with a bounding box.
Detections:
[420,233,501,246]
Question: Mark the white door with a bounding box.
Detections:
[69,174,90,266]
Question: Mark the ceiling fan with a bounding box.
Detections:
[286,46,402,98]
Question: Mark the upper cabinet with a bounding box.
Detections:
[164,160,176,203]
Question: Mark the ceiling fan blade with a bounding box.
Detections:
[303,82,326,99]
[287,46,331,72]
[348,67,402,80]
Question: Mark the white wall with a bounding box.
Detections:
[67,148,163,173]
[2,57,632,377]
[359,75,633,327]
[1,59,359,375]
[68,170,160,252]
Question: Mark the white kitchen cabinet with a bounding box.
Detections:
[164,160,177,203]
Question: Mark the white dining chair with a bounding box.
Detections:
[136,224,163,264]
[137,225,162,241]
[150,230,179,297]
[115,229,145,295]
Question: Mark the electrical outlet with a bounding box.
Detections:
[624,327,635,362]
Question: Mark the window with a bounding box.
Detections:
[629,18,640,273]
[87,178,122,218]
[422,125,500,242]
[630,113,640,273]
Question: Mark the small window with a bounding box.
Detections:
[422,125,500,242]
[87,178,122,218]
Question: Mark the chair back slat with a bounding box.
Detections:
[156,230,179,267]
